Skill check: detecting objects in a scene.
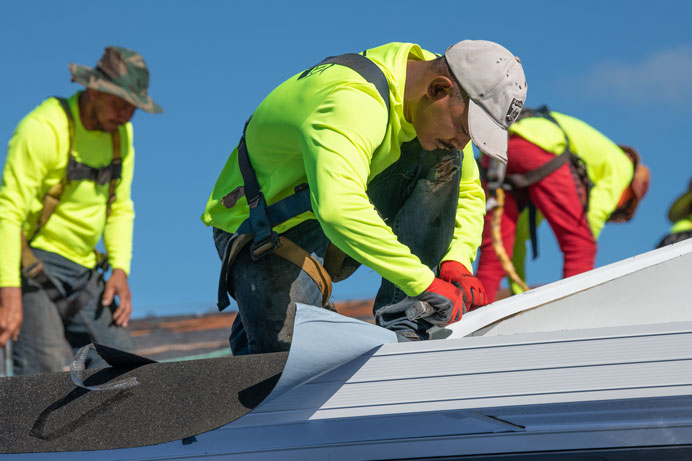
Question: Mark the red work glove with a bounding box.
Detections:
[439,261,488,310]
[415,277,467,326]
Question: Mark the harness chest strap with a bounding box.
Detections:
[503,151,571,190]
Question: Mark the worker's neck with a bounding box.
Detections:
[78,91,100,131]
[403,59,428,124]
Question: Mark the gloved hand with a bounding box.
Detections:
[415,277,467,326]
[439,261,488,310]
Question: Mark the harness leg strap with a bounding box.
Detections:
[221,234,333,308]
[273,236,332,307]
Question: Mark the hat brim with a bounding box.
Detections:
[69,63,163,114]
[669,190,692,223]
[468,99,508,163]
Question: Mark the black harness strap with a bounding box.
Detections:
[504,152,570,189]
[236,119,280,259]
[301,53,391,115]
[66,156,122,185]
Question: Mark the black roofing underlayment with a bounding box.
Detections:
[0,343,288,453]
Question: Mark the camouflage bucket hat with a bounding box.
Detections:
[69,46,162,113]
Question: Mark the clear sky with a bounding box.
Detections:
[1,1,690,318]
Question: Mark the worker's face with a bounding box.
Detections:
[90,90,136,133]
[412,79,471,152]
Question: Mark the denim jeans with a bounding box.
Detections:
[214,139,461,355]
[13,248,135,375]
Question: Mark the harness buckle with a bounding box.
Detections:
[21,260,43,279]
[96,167,111,186]
[94,251,110,273]
[250,232,280,260]
[247,193,263,209]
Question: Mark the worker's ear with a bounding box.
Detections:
[427,76,455,101]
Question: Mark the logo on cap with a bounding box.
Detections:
[505,98,524,125]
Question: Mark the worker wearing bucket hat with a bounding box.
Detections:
[0,46,161,374]
[69,46,162,115]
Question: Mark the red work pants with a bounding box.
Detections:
[476,136,597,302]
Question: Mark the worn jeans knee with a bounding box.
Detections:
[13,249,133,375]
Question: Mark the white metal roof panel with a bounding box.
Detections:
[249,321,692,421]
[445,238,692,338]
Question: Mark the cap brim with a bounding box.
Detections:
[669,190,692,222]
[468,99,508,163]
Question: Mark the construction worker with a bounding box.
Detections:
[657,179,692,248]
[476,107,649,302]
[0,46,162,375]
[202,40,527,354]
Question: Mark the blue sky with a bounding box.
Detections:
[1,1,690,317]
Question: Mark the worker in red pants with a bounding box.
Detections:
[476,107,649,302]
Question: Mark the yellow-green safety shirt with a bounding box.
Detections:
[509,111,634,238]
[0,92,135,287]
[202,42,485,297]
[670,216,692,234]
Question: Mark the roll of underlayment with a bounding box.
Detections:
[0,304,397,454]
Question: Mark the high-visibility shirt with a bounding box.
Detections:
[670,216,692,234]
[202,42,485,297]
[0,92,135,287]
[509,111,633,238]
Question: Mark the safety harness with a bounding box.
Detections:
[20,97,122,324]
[484,106,649,290]
[218,52,391,310]
[482,107,588,269]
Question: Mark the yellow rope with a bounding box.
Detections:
[490,189,530,292]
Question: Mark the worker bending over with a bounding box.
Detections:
[476,107,649,301]
[203,40,527,353]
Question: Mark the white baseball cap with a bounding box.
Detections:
[445,40,527,163]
